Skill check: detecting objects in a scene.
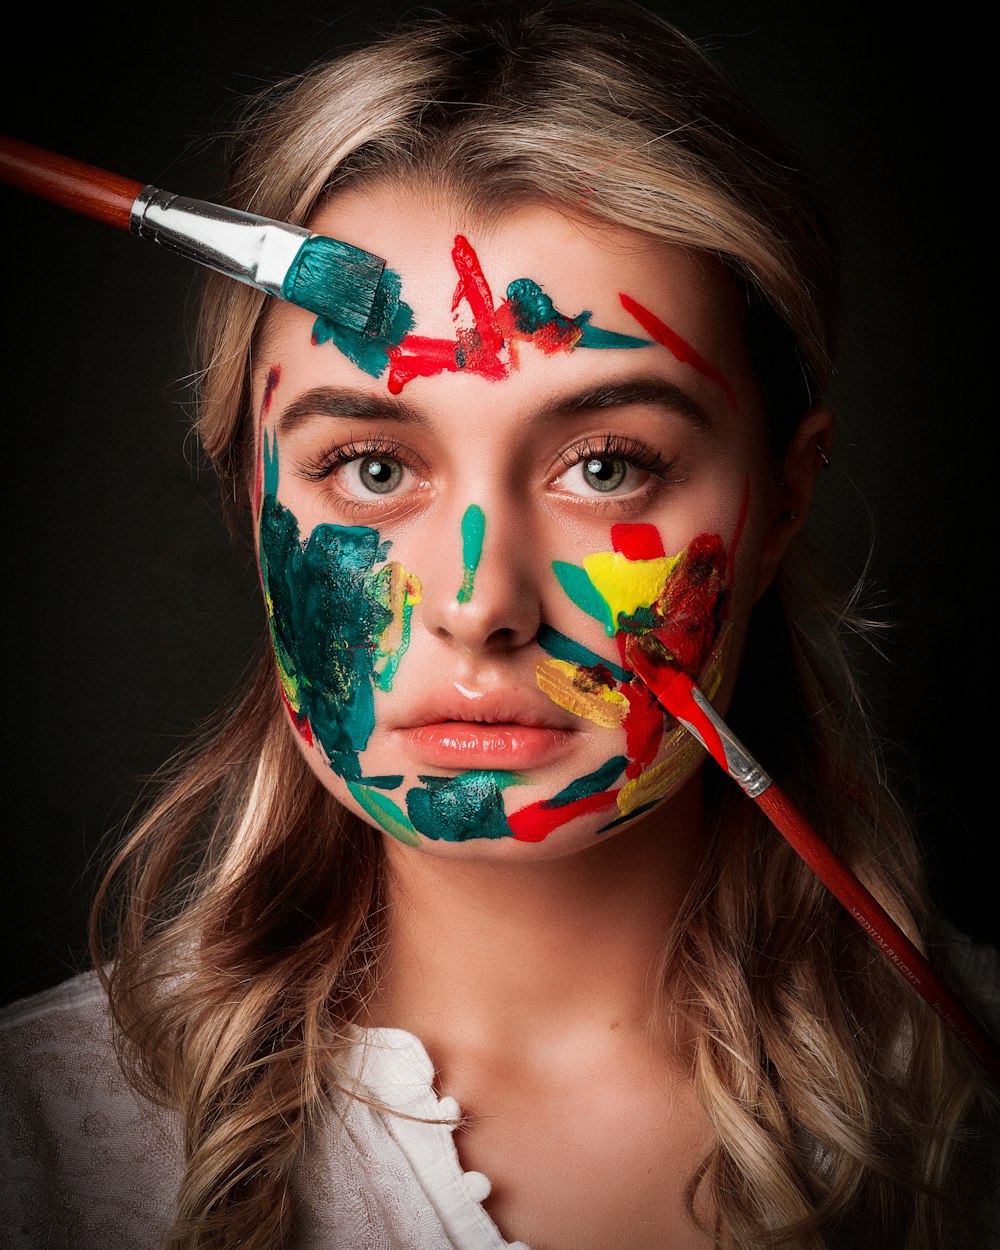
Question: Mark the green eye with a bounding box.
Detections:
[582,456,629,492]
[356,456,405,494]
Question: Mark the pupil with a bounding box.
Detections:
[584,456,626,492]
[361,456,402,494]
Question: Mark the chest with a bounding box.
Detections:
[450,1060,716,1250]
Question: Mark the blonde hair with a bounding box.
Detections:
[91,3,992,1246]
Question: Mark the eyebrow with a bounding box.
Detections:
[273,375,711,436]
[275,387,426,434]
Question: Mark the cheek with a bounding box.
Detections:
[256,429,421,785]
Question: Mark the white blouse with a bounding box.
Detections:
[3,932,999,1249]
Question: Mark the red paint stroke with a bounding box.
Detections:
[611,522,665,560]
[387,235,598,393]
[616,630,665,778]
[509,786,621,842]
[253,364,281,520]
[619,293,738,412]
[277,680,314,746]
[650,532,726,676]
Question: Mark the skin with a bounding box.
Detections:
[252,184,831,1249]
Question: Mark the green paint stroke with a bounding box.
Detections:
[311,266,414,380]
[258,431,418,783]
[552,561,615,635]
[407,771,521,841]
[348,781,420,846]
[456,504,486,603]
[543,755,628,809]
[506,278,650,349]
[537,624,631,682]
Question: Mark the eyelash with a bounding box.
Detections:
[297,436,415,483]
[294,432,682,515]
[558,435,680,483]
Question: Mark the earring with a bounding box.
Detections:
[817,444,831,469]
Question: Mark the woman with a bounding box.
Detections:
[2,3,997,1248]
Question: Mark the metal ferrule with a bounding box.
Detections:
[130,186,311,297]
[688,686,772,798]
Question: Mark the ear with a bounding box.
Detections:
[752,406,834,600]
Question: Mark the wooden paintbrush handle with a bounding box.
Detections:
[0,134,143,230]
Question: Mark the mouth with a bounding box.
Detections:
[399,721,575,770]
[392,688,579,770]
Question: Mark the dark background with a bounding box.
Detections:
[1,2,992,1007]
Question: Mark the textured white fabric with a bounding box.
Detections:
[0,975,529,1250]
[2,931,999,1249]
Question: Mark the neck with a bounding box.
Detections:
[364,776,708,1070]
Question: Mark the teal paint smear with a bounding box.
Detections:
[537,624,631,682]
[311,266,414,380]
[543,755,628,809]
[552,561,615,635]
[258,431,415,784]
[506,278,650,349]
[348,781,420,846]
[456,504,486,603]
[406,771,520,841]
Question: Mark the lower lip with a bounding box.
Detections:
[400,722,574,770]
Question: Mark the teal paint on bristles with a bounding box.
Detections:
[281,234,387,333]
[0,134,390,335]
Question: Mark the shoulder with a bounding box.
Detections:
[1,971,182,1250]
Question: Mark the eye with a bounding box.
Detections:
[554,438,677,499]
[578,454,632,493]
[340,453,412,497]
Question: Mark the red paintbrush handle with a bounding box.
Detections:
[0,134,143,230]
[754,782,1000,1083]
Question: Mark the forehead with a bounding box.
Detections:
[254,185,757,421]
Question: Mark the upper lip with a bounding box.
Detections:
[388,687,578,732]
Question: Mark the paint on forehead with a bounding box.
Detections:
[310,234,650,392]
[456,504,486,604]
[619,293,738,412]
[312,266,415,378]
[257,431,421,789]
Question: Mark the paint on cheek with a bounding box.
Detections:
[537,624,631,682]
[257,431,421,786]
[535,658,629,728]
[406,771,520,841]
[456,504,486,604]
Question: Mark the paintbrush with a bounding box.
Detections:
[0,133,387,333]
[625,631,1000,1084]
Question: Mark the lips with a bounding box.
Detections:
[390,688,579,770]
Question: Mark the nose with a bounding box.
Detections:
[417,501,542,653]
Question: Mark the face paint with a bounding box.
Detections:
[257,432,422,792]
[456,504,486,604]
[309,234,651,391]
[518,518,741,841]
[407,770,522,841]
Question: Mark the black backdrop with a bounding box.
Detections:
[1,2,992,1006]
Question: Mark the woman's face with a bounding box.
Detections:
[251,186,784,859]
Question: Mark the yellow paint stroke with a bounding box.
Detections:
[581,551,681,632]
[374,566,422,665]
[617,727,700,815]
[535,658,629,728]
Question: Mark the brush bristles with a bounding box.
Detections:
[282,236,386,332]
